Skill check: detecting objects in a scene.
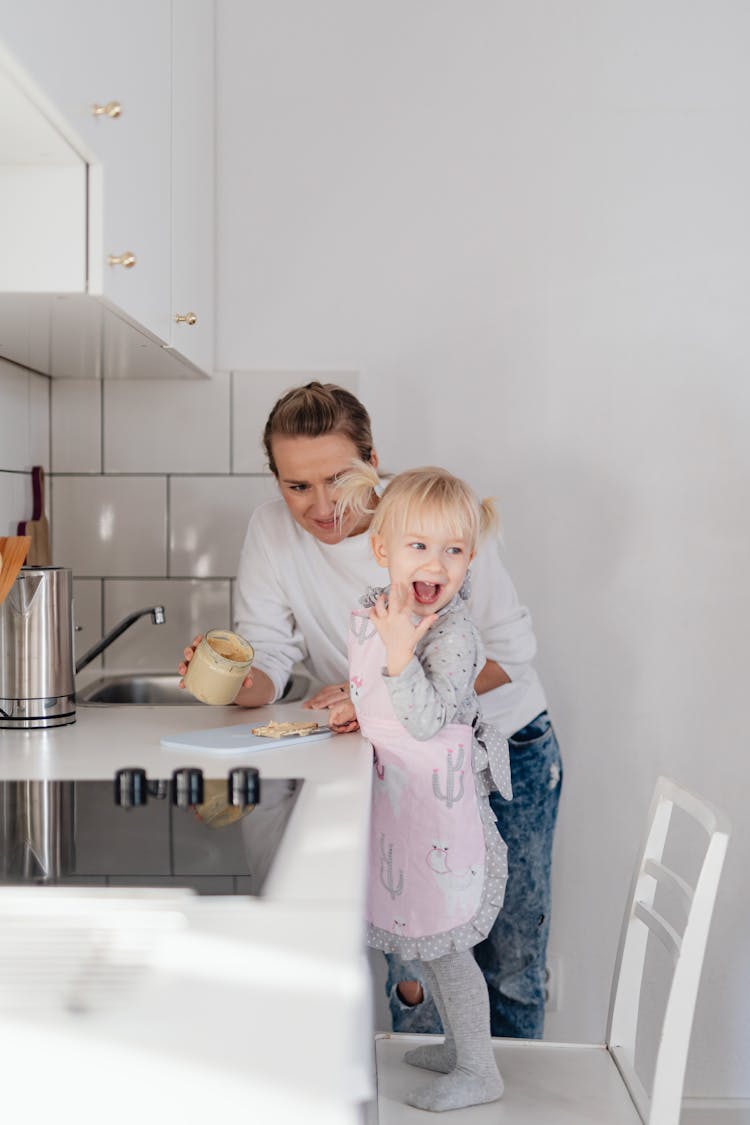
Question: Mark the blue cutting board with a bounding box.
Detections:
[161,724,333,754]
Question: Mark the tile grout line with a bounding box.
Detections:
[99,575,106,671]
[48,471,272,478]
[166,473,171,579]
[99,377,106,668]
[46,374,52,480]
[76,575,236,582]
[99,377,105,473]
[229,370,234,474]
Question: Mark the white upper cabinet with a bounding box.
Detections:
[0,63,86,293]
[0,0,215,378]
[168,0,215,373]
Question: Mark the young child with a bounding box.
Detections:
[329,463,512,1113]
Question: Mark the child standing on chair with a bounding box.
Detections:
[329,464,512,1113]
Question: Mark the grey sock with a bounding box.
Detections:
[403,962,456,1074]
[405,950,504,1112]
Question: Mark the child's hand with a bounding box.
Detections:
[370,584,437,677]
[328,698,359,734]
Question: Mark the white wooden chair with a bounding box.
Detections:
[373,776,730,1124]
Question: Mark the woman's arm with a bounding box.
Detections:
[467,539,538,684]
[233,667,276,708]
[233,507,307,701]
[179,506,308,706]
[475,659,511,694]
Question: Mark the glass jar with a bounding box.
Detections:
[183,629,254,705]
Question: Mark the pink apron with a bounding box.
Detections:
[349,609,509,959]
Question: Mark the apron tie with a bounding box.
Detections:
[474,719,513,800]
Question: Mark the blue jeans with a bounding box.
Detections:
[385,711,562,1039]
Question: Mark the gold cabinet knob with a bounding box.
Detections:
[107,252,137,269]
[174,312,198,326]
[91,101,122,118]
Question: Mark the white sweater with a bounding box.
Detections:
[234,498,547,738]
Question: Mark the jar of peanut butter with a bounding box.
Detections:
[183,629,254,705]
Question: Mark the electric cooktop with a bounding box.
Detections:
[0,768,304,897]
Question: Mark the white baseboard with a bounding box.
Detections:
[682,1099,750,1124]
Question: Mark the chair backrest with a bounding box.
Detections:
[606,776,730,1125]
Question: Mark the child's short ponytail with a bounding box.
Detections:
[479,497,499,540]
[334,459,380,531]
[336,461,499,552]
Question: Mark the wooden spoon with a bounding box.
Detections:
[0,536,31,606]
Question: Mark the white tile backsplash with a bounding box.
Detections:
[28,370,50,466]
[0,357,50,533]
[169,474,278,577]
[73,578,103,672]
[0,357,49,471]
[102,578,232,670]
[0,295,50,374]
[41,370,348,669]
[51,379,102,473]
[0,471,32,536]
[103,373,231,473]
[232,370,360,472]
[0,358,32,469]
[51,475,167,576]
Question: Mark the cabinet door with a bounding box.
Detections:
[169,0,215,374]
[0,0,172,343]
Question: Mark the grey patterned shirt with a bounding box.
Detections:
[361,586,485,740]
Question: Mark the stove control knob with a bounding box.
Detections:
[114,767,148,808]
[172,767,204,808]
[227,766,261,808]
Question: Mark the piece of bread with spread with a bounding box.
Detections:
[251,719,320,739]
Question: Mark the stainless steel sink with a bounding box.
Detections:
[78,672,311,706]
[78,673,195,706]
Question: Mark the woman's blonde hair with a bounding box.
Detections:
[335,461,497,554]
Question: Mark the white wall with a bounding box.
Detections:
[216,0,750,1098]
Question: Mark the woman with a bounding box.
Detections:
[180,381,562,1040]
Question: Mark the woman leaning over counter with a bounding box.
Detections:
[180,381,562,1041]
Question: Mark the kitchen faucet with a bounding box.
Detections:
[75,606,166,674]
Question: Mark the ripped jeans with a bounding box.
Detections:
[385,711,562,1040]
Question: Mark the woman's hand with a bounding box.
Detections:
[178,634,203,688]
[328,698,359,734]
[179,634,262,701]
[370,585,437,677]
[303,682,351,710]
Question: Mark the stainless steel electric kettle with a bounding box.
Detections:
[0,566,75,729]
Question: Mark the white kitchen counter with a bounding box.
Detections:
[0,698,373,904]
[0,700,375,1124]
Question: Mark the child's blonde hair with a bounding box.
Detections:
[335,461,498,554]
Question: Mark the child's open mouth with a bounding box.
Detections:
[413,581,442,605]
